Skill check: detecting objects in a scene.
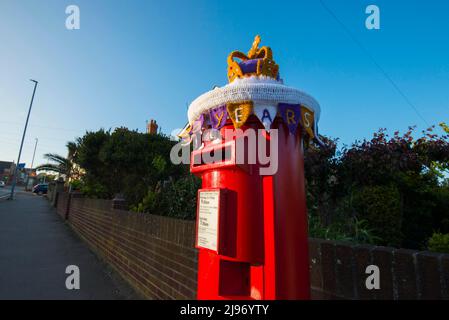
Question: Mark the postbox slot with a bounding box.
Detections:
[192,145,233,167]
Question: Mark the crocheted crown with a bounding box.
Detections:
[182,34,322,145]
[227,35,279,83]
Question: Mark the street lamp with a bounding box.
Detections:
[9,79,38,200]
[24,138,38,191]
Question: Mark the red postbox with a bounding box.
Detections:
[183,35,321,300]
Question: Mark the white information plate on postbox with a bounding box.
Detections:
[197,190,220,252]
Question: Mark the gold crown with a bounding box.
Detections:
[227,35,279,83]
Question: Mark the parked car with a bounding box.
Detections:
[0,181,5,188]
[33,183,48,195]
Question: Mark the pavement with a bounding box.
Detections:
[0,189,140,299]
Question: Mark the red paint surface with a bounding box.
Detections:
[191,116,310,299]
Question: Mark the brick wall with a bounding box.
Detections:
[53,192,449,300]
[309,239,449,299]
[68,197,197,299]
[56,192,70,220]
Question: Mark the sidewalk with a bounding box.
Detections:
[0,192,139,299]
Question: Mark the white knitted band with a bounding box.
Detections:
[188,81,321,124]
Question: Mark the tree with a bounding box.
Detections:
[36,141,81,182]
[75,127,186,207]
[304,135,339,225]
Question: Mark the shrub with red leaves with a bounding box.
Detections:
[305,125,449,249]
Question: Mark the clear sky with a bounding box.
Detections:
[1,0,448,167]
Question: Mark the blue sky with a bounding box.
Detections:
[1,0,448,167]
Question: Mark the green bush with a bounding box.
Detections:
[308,214,380,244]
[133,174,201,220]
[351,185,403,247]
[427,232,449,253]
[69,179,84,191]
[80,180,110,199]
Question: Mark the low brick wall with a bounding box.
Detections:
[52,192,449,300]
[309,239,449,299]
[56,192,70,220]
[68,197,197,299]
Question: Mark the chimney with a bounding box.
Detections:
[147,119,158,135]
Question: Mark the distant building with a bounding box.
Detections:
[146,119,158,135]
[0,161,37,186]
[0,161,13,183]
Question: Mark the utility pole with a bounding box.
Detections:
[25,138,38,191]
[10,80,38,200]
[31,138,38,169]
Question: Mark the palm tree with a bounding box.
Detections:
[36,153,70,177]
[36,141,81,181]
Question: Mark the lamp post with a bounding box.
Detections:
[10,80,38,200]
[25,138,38,191]
[31,138,38,169]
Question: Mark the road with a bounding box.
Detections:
[0,191,139,299]
[0,186,11,199]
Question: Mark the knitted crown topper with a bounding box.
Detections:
[227,35,279,83]
[185,34,322,145]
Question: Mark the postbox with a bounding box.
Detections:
[183,35,321,300]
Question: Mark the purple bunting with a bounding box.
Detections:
[278,103,301,135]
[192,114,204,133]
[209,105,227,130]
